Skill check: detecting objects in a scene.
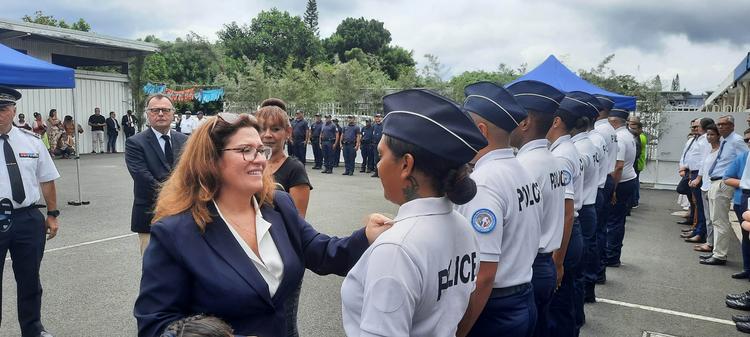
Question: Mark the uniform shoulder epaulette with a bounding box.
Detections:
[19,128,41,139]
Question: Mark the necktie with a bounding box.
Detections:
[708,140,726,178]
[1,134,26,204]
[162,134,174,167]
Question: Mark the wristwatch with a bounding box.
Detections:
[47,210,60,218]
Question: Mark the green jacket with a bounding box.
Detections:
[636,133,647,172]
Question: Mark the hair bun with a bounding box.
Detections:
[444,165,477,205]
[260,98,287,111]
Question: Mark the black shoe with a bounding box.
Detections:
[366,169,372,173]
[699,254,713,260]
[348,172,354,176]
[323,169,332,174]
[359,169,366,173]
[734,271,750,279]
[312,166,321,169]
[737,321,750,333]
[734,314,750,322]
[342,171,349,175]
[727,290,750,300]
[700,257,727,265]
[371,173,379,178]
[677,220,691,225]
[727,297,750,310]
[605,261,621,268]
[91,151,96,154]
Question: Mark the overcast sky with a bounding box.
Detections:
[6,0,750,93]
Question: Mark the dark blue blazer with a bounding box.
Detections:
[125,129,187,233]
[134,192,369,337]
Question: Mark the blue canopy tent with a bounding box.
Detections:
[508,55,637,111]
[0,42,88,204]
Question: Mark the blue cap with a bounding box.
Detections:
[566,91,601,120]
[383,89,488,165]
[505,80,565,115]
[463,81,527,132]
[594,95,615,111]
[609,108,630,119]
[0,86,21,106]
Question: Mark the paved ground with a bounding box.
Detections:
[1,153,748,336]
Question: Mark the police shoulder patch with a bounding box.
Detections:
[19,128,41,139]
[471,209,496,234]
[561,170,572,186]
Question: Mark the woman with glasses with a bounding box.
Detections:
[134,112,391,337]
[687,123,720,247]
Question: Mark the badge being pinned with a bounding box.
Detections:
[471,209,496,234]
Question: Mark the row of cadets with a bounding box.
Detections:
[506,80,567,337]
[545,91,586,337]
[455,81,543,337]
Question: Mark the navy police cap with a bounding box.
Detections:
[566,91,601,120]
[609,108,630,119]
[505,80,565,115]
[383,89,488,165]
[594,95,615,111]
[558,93,596,122]
[463,81,527,132]
[0,86,21,106]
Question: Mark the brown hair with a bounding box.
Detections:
[260,98,287,111]
[153,114,275,231]
[255,105,291,129]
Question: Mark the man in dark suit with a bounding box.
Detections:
[125,94,188,254]
[122,110,136,139]
[106,111,120,153]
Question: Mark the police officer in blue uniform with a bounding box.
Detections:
[456,82,542,337]
[333,118,343,167]
[0,86,59,337]
[360,119,374,173]
[507,80,566,337]
[290,110,309,165]
[340,115,361,175]
[310,113,324,169]
[320,115,339,174]
[371,113,383,177]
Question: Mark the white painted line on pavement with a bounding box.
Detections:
[5,233,137,261]
[598,298,735,326]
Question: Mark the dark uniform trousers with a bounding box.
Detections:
[322,139,335,170]
[738,190,750,274]
[531,253,556,337]
[548,220,583,337]
[292,138,307,165]
[1,207,47,337]
[595,175,614,282]
[343,142,356,174]
[468,284,537,337]
[360,142,374,171]
[334,143,341,167]
[311,138,322,168]
[688,170,706,238]
[575,204,597,329]
[604,178,638,266]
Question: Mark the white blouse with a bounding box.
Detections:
[214,198,284,297]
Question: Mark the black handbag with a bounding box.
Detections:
[676,174,690,195]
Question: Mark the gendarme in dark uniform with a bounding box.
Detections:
[310,114,324,169]
[360,119,375,173]
[340,116,361,176]
[333,119,343,167]
[0,86,59,337]
[290,111,309,165]
[320,115,339,174]
[371,113,383,177]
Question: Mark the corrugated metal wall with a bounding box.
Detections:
[16,70,132,154]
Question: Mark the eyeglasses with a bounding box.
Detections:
[222,145,272,161]
[690,126,699,129]
[744,138,750,143]
[210,112,248,132]
[147,107,174,114]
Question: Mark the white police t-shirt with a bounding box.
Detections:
[551,135,582,213]
[516,139,566,253]
[573,132,600,206]
[616,126,638,182]
[0,126,60,208]
[455,148,541,288]
[589,130,608,189]
[595,119,618,176]
[341,197,479,337]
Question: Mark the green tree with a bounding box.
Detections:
[446,64,521,102]
[671,74,680,91]
[215,57,273,110]
[22,11,91,31]
[324,17,391,61]
[378,46,416,81]
[303,0,319,37]
[418,54,450,95]
[218,9,323,71]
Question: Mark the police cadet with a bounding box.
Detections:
[333,118,343,167]
[341,89,486,337]
[310,113,324,169]
[360,118,375,173]
[546,93,586,337]
[290,110,310,165]
[455,82,541,337]
[340,115,361,175]
[507,80,566,337]
[566,92,603,332]
[320,115,339,174]
[371,113,383,178]
[604,108,638,269]
[0,86,59,337]
[591,95,618,285]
